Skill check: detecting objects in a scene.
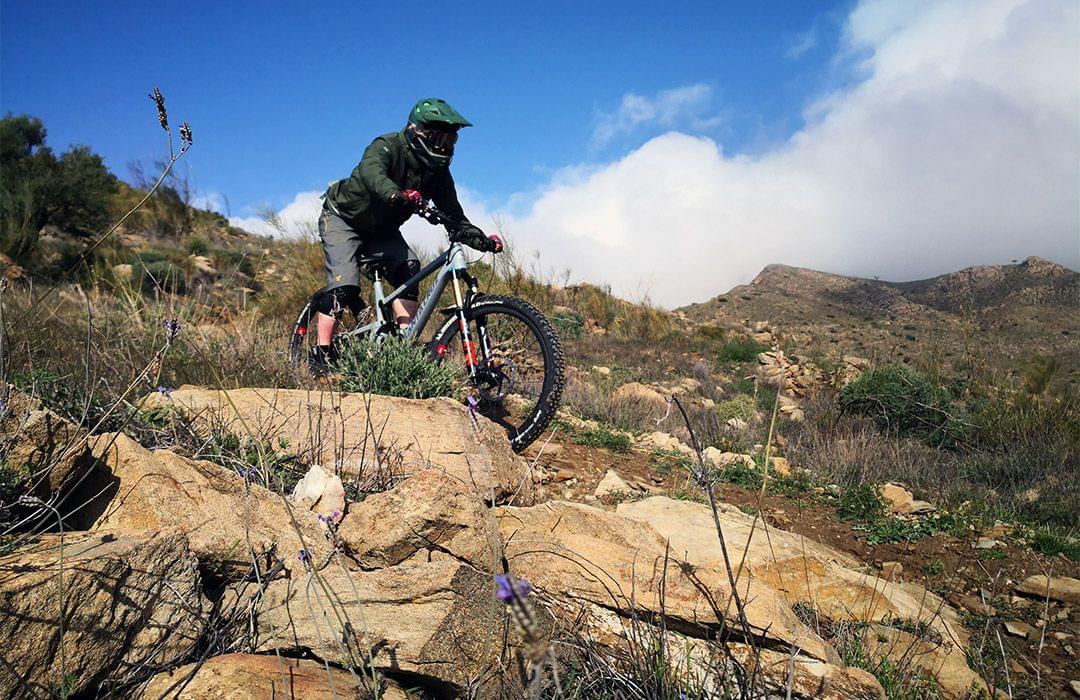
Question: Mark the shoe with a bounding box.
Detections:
[308,344,341,381]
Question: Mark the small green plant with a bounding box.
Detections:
[837,484,887,523]
[717,336,769,364]
[573,426,632,453]
[921,560,945,576]
[201,430,304,492]
[838,486,969,545]
[337,336,459,400]
[713,460,764,490]
[650,447,693,475]
[1029,528,1080,561]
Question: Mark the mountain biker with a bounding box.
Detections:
[311,97,503,378]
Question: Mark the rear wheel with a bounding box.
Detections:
[432,295,564,451]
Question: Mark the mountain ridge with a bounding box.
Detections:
[680,255,1079,377]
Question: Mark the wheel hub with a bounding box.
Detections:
[475,356,517,402]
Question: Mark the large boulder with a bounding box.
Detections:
[337,469,493,570]
[0,388,91,505]
[612,382,669,412]
[139,653,413,699]
[143,388,531,503]
[617,496,982,699]
[252,555,528,690]
[1015,574,1080,604]
[0,530,206,697]
[72,433,328,567]
[495,500,834,662]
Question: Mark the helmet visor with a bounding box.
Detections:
[415,124,459,156]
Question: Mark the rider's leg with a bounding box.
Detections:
[317,206,365,366]
[392,299,419,328]
[315,285,363,341]
[381,245,421,329]
[316,312,337,345]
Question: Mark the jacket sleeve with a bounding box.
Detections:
[358,137,401,204]
[430,171,487,249]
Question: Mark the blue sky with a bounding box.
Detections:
[1,0,851,214]
[2,0,1077,306]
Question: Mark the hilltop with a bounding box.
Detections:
[680,257,1079,380]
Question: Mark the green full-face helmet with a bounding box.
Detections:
[405,98,472,169]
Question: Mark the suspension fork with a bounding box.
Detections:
[451,270,478,379]
[451,270,491,381]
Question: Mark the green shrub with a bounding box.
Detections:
[136,248,172,264]
[716,394,756,422]
[137,260,187,294]
[1030,529,1080,561]
[184,236,209,256]
[337,335,459,399]
[717,336,769,363]
[838,366,959,444]
[214,248,256,277]
[550,307,584,340]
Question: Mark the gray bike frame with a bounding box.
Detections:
[344,239,473,346]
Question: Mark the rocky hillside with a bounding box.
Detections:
[680,257,1079,380]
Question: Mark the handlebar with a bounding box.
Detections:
[415,199,465,241]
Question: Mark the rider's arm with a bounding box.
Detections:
[358,137,402,204]
[429,171,489,249]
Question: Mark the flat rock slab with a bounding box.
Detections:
[145,388,530,503]
[1015,575,1080,604]
[0,529,206,698]
[496,499,833,662]
[139,653,413,699]
[74,433,328,566]
[616,496,982,699]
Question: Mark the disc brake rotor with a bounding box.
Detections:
[476,356,517,402]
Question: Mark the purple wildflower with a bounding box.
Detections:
[495,573,533,603]
[162,318,181,341]
[156,385,171,397]
[242,466,259,479]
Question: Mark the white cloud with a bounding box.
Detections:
[191,190,227,215]
[496,0,1079,307]
[230,190,323,238]
[592,84,718,146]
[786,26,819,59]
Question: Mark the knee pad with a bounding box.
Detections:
[316,285,364,317]
[390,259,421,301]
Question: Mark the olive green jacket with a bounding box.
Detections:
[324,131,486,247]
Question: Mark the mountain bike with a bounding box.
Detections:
[288,200,565,451]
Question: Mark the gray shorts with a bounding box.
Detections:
[319,206,420,299]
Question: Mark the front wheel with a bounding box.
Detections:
[432,295,565,451]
